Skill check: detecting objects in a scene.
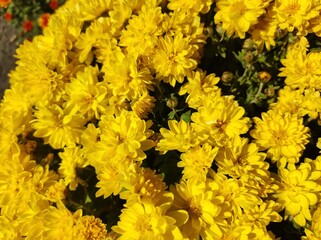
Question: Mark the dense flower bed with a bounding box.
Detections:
[0,0,64,43]
[1,0,321,239]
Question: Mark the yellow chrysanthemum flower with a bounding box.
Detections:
[215,137,269,180]
[191,96,250,147]
[112,202,183,240]
[250,5,278,50]
[75,215,108,240]
[152,33,199,86]
[41,201,81,240]
[179,68,221,109]
[178,143,219,182]
[40,13,83,66]
[250,110,310,167]
[170,179,227,239]
[119,5,164,57]
[96,111,155,161]
[119,166,170,207]
[214,0,269,38]
[209,171,263,217]
[65,65,108,120]
[156,120,201,154]
[279,46,321,90]
[274,163,321,227]
[273,0,319,35]
[31,104,86,149]
[239,200,282,228]
[271,86,321,119]
[95,160,135,199]
[9,41,65,104]
[103,53,154,99]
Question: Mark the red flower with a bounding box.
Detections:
[38,13,50,29]
[4,12,12,21]
[49,0,59,10]
[22,20,34,32]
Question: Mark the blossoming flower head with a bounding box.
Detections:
[274,0,319,35]
[156,120,201,154]
[179,68,221,109]
[65,65,109,120]
[191,96,250,147]
[96,111,155,162]
[119,5,164,57]
[178,143,219,182]
[274,162,321,226]
[152,33,199,86]
[169,179,226,239]
[112,202,183,240]
[75,215,108,240]
[215,137,269,180]
[250,110,310,167]
[119,166,170,206]
[214,0,269,38]
[31,104,86,149]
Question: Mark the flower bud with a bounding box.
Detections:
[264,86,275,98]
[244,51,254,63]
[221,71,234,83]
[258,71,272,83]
[215,23,224,36]
[166,96,178,109]
[243,38,255,50]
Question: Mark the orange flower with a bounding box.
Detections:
[0,0,11,8]
[22,20,34,32]
[49,0,59,10]
[38,13,50,29]
[4,12,12,21]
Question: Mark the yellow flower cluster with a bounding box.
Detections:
[1,0,321,239]
[215,0,321,49]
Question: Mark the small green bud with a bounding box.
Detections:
[244,51,254,63]
[166,96,178,109]
[243,38,255,50]
[264,86,275,98]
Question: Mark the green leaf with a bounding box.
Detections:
[180,110,191,123]
[168,111,176,120]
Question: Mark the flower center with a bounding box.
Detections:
[135,216,152,233]
[284,3,300,16]
[273,129,288,144]
[230,1,247,19]
[186,200,203,219]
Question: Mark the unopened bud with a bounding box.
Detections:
[243,38,255,50]
[25,140,37,154]
[221,71,234,83]
[166,96,178,109]
[215,23,224,36]
[264,86,275,98]
[244,51,254,63]
[258,71,272,83]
